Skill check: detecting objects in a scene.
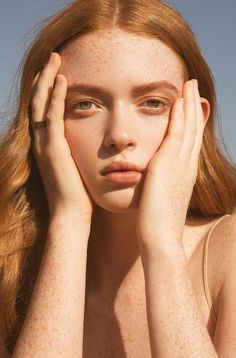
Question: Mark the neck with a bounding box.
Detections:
[85,205,208,301]
[86,205,142,298]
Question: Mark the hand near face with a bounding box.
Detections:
[30,53,94,225]
[136,79,210,252]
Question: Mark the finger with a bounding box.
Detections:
[30,72,41,124]
[46,74,67,141]
[179,80,197,160]
[30,71,47,151]
[190,82,206,160]
[31,74,67,154]
[162,97,184,154]
[32,71,41,90]
[31,52,61,123]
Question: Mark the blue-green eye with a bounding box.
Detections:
[72,101,94,110]
[143,99,165,108]
[67,98,167,113]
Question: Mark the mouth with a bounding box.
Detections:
[101,161,144,175]
[100,161,144,184]
[101,169,143,184]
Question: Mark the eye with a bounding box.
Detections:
[69,101,95,111]
[142,98,166,109]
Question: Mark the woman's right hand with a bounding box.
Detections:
[30,52,94,225]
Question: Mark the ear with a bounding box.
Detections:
[200,97,211,123]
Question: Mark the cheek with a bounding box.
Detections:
[65,122,82,152]
[64,117,169,159]
[64,121,95,166]
[147,118,169,153]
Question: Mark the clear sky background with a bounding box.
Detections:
[0,0,235,162]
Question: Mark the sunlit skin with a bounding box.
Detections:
[56,28,209,300]
[23,7,236,352]
[28,25,226,357]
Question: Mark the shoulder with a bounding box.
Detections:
[199,213,236,309]
[209,213,236,258]
[207,212,236,303]
[208,213,236,353]
[216,212,236,278]
[208,213,236,279]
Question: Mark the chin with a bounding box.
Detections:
[97,202,139,213]
[92,185,142,213]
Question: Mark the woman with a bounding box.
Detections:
[0,1,236,356]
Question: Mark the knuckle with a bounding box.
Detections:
[52,86,64,101]
[46,112,56,122]
[51,89,60,101]
[31,96,41,110]
[32,144,44,159]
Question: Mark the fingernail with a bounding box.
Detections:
[49,52,56,63]
[188,80,193,88]
[193,79,198,90]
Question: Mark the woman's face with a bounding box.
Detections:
[59,28,187,213]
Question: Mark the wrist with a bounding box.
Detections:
[49,210,92,225]
[139,238,185,264]
[48,214,91,244]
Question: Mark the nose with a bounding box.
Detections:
[103,104,137,151]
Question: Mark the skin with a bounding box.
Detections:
[28,28,229,357]
[55,28,210,299]
[14,25,236,357]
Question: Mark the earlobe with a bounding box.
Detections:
[200,97,211,123]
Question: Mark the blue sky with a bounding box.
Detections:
[0,0,235,161]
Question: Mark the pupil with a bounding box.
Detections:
[149,100,159,108]
[81,101,92,110]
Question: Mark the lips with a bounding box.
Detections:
[101,161,144,175]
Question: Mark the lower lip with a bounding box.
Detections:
[102,171,142,183]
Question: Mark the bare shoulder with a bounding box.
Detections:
[208,213,236,285]
[210,213,236,264]
[215,212,236,236]
[209,213,236,354]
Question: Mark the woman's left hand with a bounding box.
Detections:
[136,79,209,254]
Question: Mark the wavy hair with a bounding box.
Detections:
[0,0,236,352]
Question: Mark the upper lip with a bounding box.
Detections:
[101,161,144,175]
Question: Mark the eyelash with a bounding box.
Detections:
[66,98,168,112]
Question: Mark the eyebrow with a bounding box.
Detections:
[66,80,180,98]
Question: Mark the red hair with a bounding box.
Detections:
[0,0,235,352]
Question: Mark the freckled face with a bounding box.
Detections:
[59,28,187,213]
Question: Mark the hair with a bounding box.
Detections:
[0,0,236,352]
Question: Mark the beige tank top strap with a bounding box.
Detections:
[203,214,231,323]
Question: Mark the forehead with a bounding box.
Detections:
[60,28,187,88]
